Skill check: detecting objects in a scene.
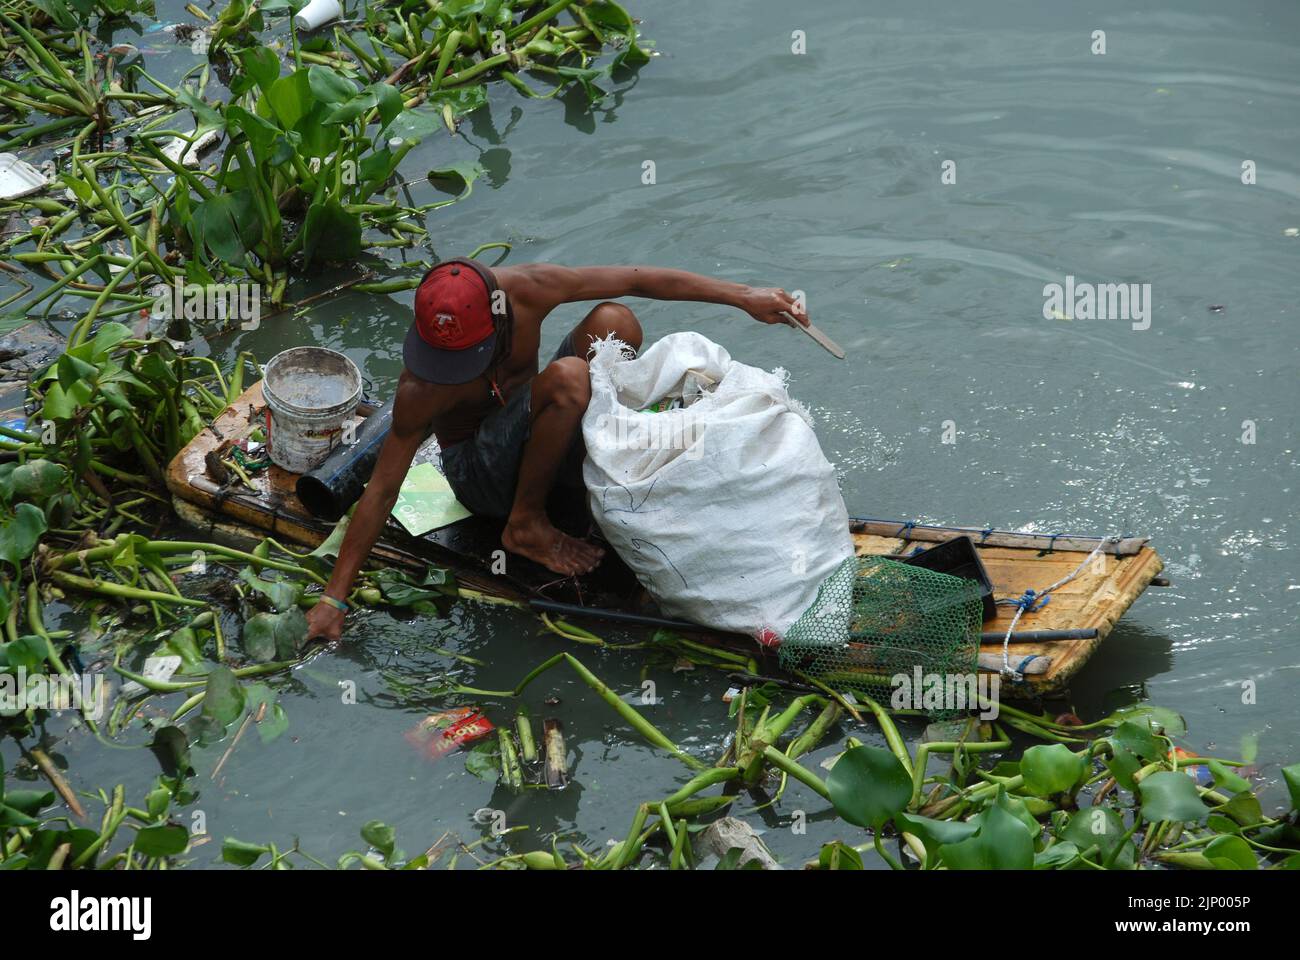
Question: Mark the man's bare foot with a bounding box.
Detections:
[502,513,605,576]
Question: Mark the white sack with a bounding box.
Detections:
[582,331,854,639]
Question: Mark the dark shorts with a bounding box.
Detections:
[440,333,585,519]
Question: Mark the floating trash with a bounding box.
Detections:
[294,0,342,31]
[160,128,221,168]
[0,153,50,200]
[404,708,495,762]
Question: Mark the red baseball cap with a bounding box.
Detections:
[403,259,501,384]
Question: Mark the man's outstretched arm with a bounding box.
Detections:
[305,372,434,643]
[498,264,810,327]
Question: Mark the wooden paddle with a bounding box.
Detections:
[780,310,846,359]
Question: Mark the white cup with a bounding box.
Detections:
[294,0,342,31]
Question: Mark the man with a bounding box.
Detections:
[305,261,809,643]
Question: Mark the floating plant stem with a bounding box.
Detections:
[561,653,705,770]
[50,572,206,607]
[498,728,523,791]
[762,746,830,800]
[660,766,740,807]
[515,706,537,763]
[507,0,578,41]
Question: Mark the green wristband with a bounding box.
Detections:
[319,594,349,613]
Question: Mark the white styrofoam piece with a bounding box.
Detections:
[0,153,51,200]
[160,128,220,168]
[120,654,183,698]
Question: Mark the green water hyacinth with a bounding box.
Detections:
[150,60,414,279]
[816,710,1296,871]
[208,636,1300,871]
[23,0,157,30]
[1,0,651,319]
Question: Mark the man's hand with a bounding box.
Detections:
[305,599,346,645]
[742,287,809,327]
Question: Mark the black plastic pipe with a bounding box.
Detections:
[978,628,1098,644]
[296,399,393,521]
[527,598,709,633]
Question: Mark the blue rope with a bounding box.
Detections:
[979,526,993,543]
[1046,533,1059,554]
[895,521,916,538]
[999,589,1050,613]
[1015,656,1039,675]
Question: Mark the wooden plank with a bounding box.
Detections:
[981,547,1163,692]
[852,534,905,556]
[849,518,1148,556]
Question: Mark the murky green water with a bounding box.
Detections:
[15,0,1300,866]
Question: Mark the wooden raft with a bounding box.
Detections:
[850,522,1164,693]
[167,380,655,608]
[167,381,1165,696]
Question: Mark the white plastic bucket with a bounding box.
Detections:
[294,0,342,31]
[262,347,362,473]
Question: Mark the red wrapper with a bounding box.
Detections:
[405,709,495,761]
